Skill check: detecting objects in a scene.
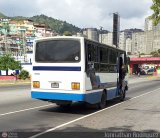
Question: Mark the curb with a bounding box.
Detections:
[0,81,31,87]
[129,76,160,84]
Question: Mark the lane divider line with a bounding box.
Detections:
[0,104,53,117]
[30,87,160,138]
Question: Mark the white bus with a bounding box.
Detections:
[31,36,128,109]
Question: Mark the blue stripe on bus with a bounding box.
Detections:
[33,66,81,71]
[31,91,85,101]
[31,88,118,104]
[31,91,103,104]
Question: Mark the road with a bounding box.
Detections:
[0,77,160,138]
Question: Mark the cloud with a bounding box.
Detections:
[0,0,153,30]
[0,0,41,17]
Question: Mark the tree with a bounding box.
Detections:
[63,31,72,36]
[150,0,160,25]
[150,49,160,57]
[19,70,29,80]
[0,54,22,75]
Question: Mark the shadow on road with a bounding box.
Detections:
[39,97,132,115]
[37,125,160,138]
[13,123,160,138]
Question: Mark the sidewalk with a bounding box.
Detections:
[0,75,159,87]
[129,74,160,84]
[0,79,31,86]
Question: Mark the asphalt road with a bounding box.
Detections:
[0,78,160,138]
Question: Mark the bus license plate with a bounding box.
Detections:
[51,83,59,88]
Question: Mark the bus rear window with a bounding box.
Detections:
[35,39,80,63]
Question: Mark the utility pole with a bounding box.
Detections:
[100,26,103,43]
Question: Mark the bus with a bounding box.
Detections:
[31,36,128,109]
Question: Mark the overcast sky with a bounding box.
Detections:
[0,0,153,31]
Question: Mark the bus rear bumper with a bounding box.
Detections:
[31,91,85,102]
[31,91,102,104]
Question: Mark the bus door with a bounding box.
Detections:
[118,54,125,87]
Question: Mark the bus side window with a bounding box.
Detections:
[88,43,92,62]
[86,41,99,73]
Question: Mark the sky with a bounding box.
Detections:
[0,0,153,31]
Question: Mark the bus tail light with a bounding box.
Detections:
[71,82,80,90]
[33,81,40,88]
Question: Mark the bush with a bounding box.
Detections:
[19,70,29,80]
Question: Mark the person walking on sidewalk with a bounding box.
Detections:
[137,65,141,77]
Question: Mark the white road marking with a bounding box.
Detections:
[30,87,160,138]
[0,104,53,117]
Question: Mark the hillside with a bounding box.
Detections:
[0,12,81,34]
[30,14,80,34]
[0,12,6,18]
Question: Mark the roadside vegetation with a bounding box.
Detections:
[18,70,29,80]
[150,0,160,26]
[150,49,160,57]
[0,54,21,75]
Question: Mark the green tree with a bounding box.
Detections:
[19,70,29,80]
[150,49,160,57]
[150,0,160,25]
[140,53,145,56]
[63,31,72,36]
[0,54,22,75]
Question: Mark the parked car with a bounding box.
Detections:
[140,69,147,75]
[147,68,154,75]
[140,68,155,75]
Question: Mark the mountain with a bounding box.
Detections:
[0,12,7,18]
[0,12,81,34]
[30,14,80,34]
[11,16,28,21]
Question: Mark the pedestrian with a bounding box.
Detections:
[137,65,141,77]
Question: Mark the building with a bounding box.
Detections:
[130,17,160,55]
[131,30,160,55]
[83,28,99,42]
[9,21,19,35]
[126,37,132,54]
[0,19,54,57]
[129,57,160,75]
[145,17,160,31]
[153,30,160,51]
[145,18,153,31]
[99,32,113,46]
[131,32,146,55]
[119,32,127,51]
[34,23,53,38]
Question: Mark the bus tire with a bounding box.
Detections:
[119,89,126,101]
[98,91,107,109]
